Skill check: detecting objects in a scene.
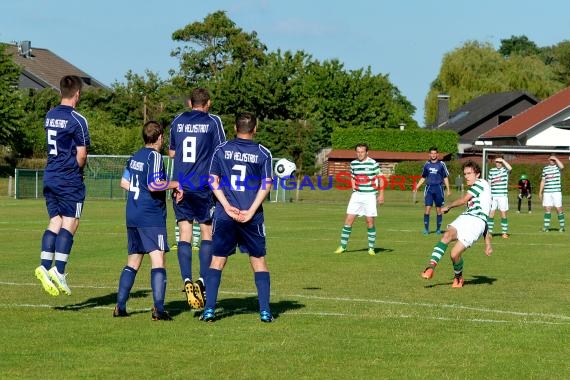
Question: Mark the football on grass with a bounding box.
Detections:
[274,158,297,178]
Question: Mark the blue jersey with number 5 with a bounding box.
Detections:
[169,110,225,191]
[43,105,90,190]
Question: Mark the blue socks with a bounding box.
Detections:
[177,241,192,281]
[199,240,212,279]
[254,271,271,312]
[40,230,57,269]
[54,228,73,274]
[117,266,137,310]
[151,268,167,312]
[204,268,222,310]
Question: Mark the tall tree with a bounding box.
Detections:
[0,44,24,148]
[499,35,541,58]
[425,40,562,125]
[170,10,266,86]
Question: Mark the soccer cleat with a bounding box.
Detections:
[184,280,201,309]
[501,233,509,239]
[542,228,549,232]
[422,230,430,235]
[368,248,376,256]
[194,278,206,308]
[421,267,434,280]
[34,266,59,296]
[560,228,565,232]
[435,229,442,235]
[48,267,71,295]
[452,276,464,288]
[151,308,173,321]
[113,305,129,318]
[200,308,216,322]
[334,246,346,254]
[260,310,274,323]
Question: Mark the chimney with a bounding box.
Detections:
[436,94,450,128]
[19,41,32,58]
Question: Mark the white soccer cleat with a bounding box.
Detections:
[48,267,71,295]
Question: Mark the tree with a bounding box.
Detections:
[425,40,562,125]
[170,10,266,86]
[499,35,541,58]
[0,44,24,149]
[541,40,570,86]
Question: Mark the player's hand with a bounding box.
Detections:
[224,205,241,220]
[485,245,493,257]
[377,195,384,206]
[238,209,255,223]
[172,189,183,204]
[441,206,450,214]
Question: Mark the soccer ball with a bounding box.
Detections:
[274,158,297,178]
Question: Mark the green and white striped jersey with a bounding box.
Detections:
[462,178,491,222]
[351,157,381,193]
[541,164,562,193]
[488,167,510,197]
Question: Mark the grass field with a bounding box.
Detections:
[1,185,569,379]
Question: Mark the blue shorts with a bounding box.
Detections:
[212,218,266,258]
[424,184,445,207]
[127,227,169,254]
[43,185,85,219]
[173,190,214,224]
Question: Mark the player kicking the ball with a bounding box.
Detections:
[421,160,492,288]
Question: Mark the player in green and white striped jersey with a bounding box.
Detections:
[539,156,565,232]
[487,157,512,238]
[334,143,384,256]
[421,160,492,288]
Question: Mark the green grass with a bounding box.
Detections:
[0,187,569,379]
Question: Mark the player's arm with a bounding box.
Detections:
[240,177,273,223]
[441,191,473,214]
[443,176,451,195]
[538,177,545,199]
[500,158,512,171]
[414,177,425,192]
[551,156,564,170]
[210,174,241,220]
[76,146,87,169]
[484,228,493,257]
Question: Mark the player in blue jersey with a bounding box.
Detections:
[34,75,90,297]
[200,112,274,323]
[113,121,183,321]
[413,147,451,235]
[169,88,226,309]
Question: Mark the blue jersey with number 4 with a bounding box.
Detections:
[169,110,225,191]
[124,147,167,227]
[209,138,273,223]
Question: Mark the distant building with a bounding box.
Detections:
[2,40,107,91]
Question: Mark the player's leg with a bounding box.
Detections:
[47,200,82,296]
[554,193,564,231]
[423,188,434,234]
[149,249,172,321]
[500,198,509,237]
[488,200,497,234]
[527,194,532,213]
[115,231,143,317]
[517,193,522,213]
[336,193,359,252]
[35,190,62,296]
[242,222,273,322]
[543,194,553,231]
[449,242,467,288]
[421,219,460,279]
[201,219,232,322]
[434,186,445,234]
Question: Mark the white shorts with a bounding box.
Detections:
[448,215,486,248]
[542,192,562,208]
[491,196,509,212]
[346,192,378,217]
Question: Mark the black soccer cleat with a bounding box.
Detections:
[113,305,129,318]
[151,307,173,321]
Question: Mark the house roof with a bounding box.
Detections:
[481,86,570,138]
[439,91,539,134]
[328,150,452,161]
[3,42,107,90]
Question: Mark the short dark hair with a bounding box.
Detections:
[190,88,210,108]
[462,160,481,175]
[355,143,369,151]
[60,75,83,98]
[142,120,164,144]
[429,146,438,152]
[235,112,257,134]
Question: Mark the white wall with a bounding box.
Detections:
[526,126,570,146]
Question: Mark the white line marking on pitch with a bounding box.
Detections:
[1,281,568,323]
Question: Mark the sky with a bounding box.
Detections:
[2,0,570,126]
